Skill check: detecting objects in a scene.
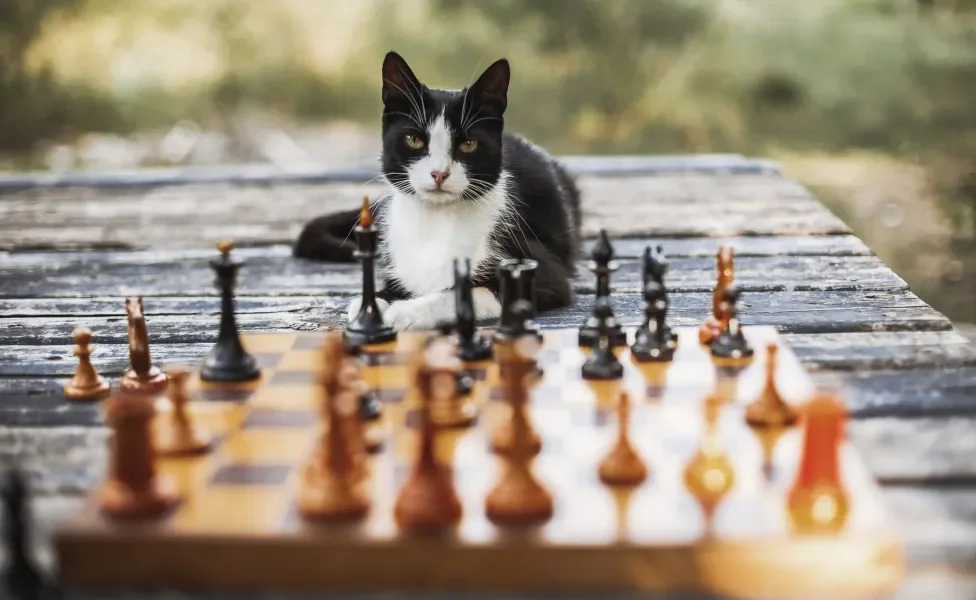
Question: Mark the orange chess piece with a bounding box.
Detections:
[787,394,850,533]
[599,391,648,486]
[119,297,167,394]
[298,335,370,522]
[485,336,553,525]
[63,328,110,402]
[155,367,213,457]
[699,247,734,345]
[745,344,799,428]
[394,345,463,531]
[683,394,734,523]
[98,391,180,519]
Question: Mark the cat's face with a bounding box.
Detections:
[380,52,509,206]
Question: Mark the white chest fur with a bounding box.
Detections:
[380,180,508,296]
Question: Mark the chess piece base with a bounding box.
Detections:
[119,367,168,394]
[298,464,370,522]
[698,318,723,345]
[581,352,624,380]
[599,445,648,487]
[787,485,850,533]
[485,467,554,525]
[98,475,180,520]
[710,332,754,360]
[63,377,111,402]
[156,424,213,457]
[200,350,261,383]
[631,332,677,363]
[343,327,397,347]
[578,325,627,348]
[394,466,462,532]
[458,333,493,362]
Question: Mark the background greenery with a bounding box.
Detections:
[2,0,975,322]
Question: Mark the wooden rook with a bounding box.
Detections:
[699,246,734,345]
[788,393,850,533]
[200,240,261,382]
[63,327,110,402]
[98,392,179,520]
[156,367,213,457]
[579,230,627,348]
[119,297,167,394]
[345,197,397,346]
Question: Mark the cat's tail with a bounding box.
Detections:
[293,208,362,262]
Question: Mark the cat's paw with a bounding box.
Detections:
[345,297,390,322]
[383,298,447,331]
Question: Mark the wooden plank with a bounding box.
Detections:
[812,367,976,419]
[0,250,908,298]
[580,234,872,259]
[0,289,951,347]
[783,331,976,371]
[849,417,976,483]
[0,174,846,251]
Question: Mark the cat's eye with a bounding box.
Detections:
[459,139,478,153]
[404,134,425,150]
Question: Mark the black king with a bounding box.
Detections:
[345,197,397,346]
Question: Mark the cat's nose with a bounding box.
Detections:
[430,170,450,186]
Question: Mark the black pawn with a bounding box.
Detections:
[1,468,60,600]
[454,259,492,362]
[710,285,754,359]
[579,230,626,348]
[581,298,624,380]
[345,198,397,346]
[631,281,677,362]
[201,241,260,382]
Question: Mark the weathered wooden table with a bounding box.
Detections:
[1,154,974,599]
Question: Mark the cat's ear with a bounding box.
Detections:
[382,51,423,106]
[469,58,510,113]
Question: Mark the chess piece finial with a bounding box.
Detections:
[299,335,371,521]
[99,391,180,519]
[745,344,798,428]
[579,231,626,348]
[345,196,397,346]
[581,298,625,380]
[120,297,168,394]
[216,239,233,256]
[599,391,648,486]
[393,346,464,532]
[486,333,553,525]
[156,367,213,457]
[63,327,111,402]
[454,258,493,361]
[710,284,754,360]
[787,394,850,533]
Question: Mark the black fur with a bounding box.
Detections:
[294,52,581,312]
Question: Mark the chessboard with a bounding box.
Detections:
[54,325,904,598]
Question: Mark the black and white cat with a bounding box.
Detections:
[293,51,581,331]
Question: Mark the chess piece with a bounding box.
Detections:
[699,246,734,345]
[119,297,168,394]
[426,327,477,429]
[486,333,553,525]
[394,347,463,532]
[492,301,543,456]
[345,341,384,425]
[599,391,648,486]
[1,468,60,600]
[579,230,627,347]
[787,394,850,533]
[494,259,541,343]
[99,391,180,519]
[63,327,110,402]
[581,298,624,380]
[156,367,213,457]
[630,280,677,363]
[683,394,734,522]
[642,245,678,343]
[200,240,261,382]
[345,197,397,346]
[299,337,371,521]
[745,344,798,428]
[454,258,493,361]
[710,285,753,360]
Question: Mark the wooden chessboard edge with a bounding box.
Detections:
[55,529,904,596]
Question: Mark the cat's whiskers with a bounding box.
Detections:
[459,56,484,134]
[397,65,427,125]
[386,110,424,131]
[385,80,425,128]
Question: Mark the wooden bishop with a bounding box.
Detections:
[98,391,180,520]
[787,393,850,533]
